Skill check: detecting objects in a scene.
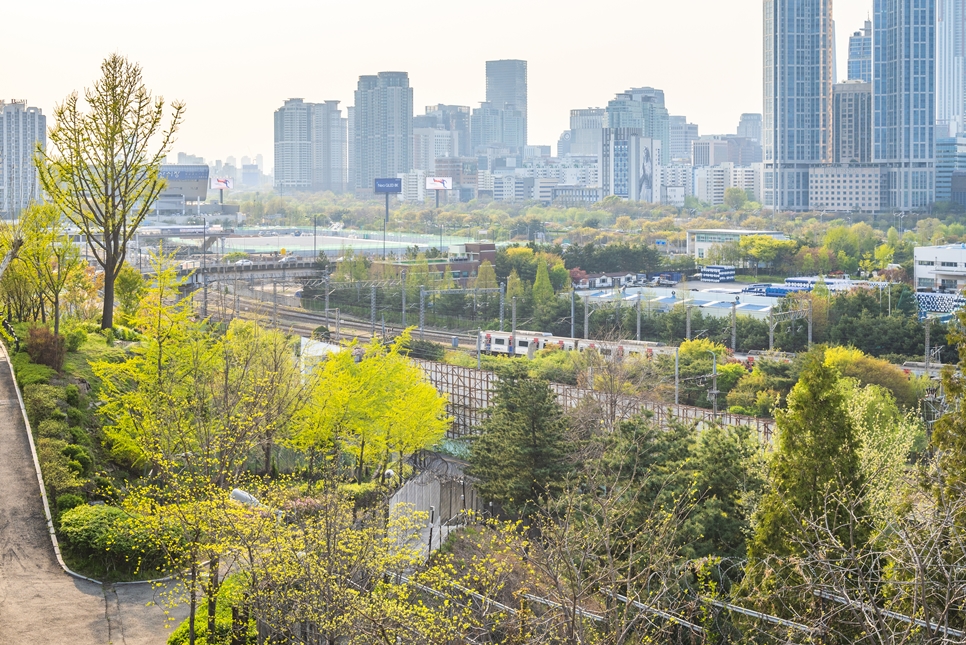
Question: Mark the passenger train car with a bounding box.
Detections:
[479,330,661,358]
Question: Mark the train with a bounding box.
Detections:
[478,329,661,358]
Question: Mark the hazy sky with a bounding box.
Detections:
[3,0,872,172]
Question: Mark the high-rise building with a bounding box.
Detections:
[273,98,347,193]
[412,128,456,174]
[567,108,606,156]
[353,72,413,193]
[873,0,935,209]
[736,113,762,142]
[692,137,730,166]
[0,100,45,217]
[763,0,834,210]
[938,1,966,137]
[833,81,872,163]
[600,128,660,202]
[485,60,527,145]
[424,104,472,156]
[935,136,966,201]
[470,102,524,152]
[605,89,670,164]
[670,116,700,161]
[848,20,873,83]
[347,107,355,189]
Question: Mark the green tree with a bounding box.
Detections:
[114,264,146,321]
[532,261,554,308]
[38,54,185,329]
[19,204,82,335]
[469,363,571,517]
[749,346,868,560]
[723,187,747,210]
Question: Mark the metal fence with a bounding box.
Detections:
[413,359,775,442]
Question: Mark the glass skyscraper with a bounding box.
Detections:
[937,0,966,137]
[848,20,873,82]
[485,60,527,147]
[873,0,935,208]
[763,0,834,210]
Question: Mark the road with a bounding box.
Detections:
[0,344,185,644]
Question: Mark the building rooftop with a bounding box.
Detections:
[686,228,785,235]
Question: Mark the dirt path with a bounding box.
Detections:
[0,346,184,644]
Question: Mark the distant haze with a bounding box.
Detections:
[2,0,870,172]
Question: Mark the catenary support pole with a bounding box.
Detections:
[571,289,576,339]
[584,297,590,340]
[636,294,642,341]
[686,304,692,340]
[499,283,505,331]
[731,301,737,351]
[511,296,517,340]
[419,286,426,340]
[401,270,407,327]
[370,285,376,336]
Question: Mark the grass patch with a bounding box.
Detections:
[62,333,128,393]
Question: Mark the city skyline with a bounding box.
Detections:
[0,0,874,173]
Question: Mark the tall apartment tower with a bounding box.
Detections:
[848,20,873,82]
[736,113,762,142]
[274,99,347,193]
[485,60,527,146]
[669,116,700,161]
[763,0,834,210]
[873,0,936,208]
[347,107,355,190]
[353,72,413,192]
[937,0,966,137]
[833,81,872,163]
[605,89,670,164]
[0,100,45,217]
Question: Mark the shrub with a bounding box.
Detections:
[65,384,81,407]
[312,325,331,341]
[65,329,88,353]
[66,406,87,427]
[62,444,93,474]
[59,504,177,575]
[36,438,83,497]
[11,352,56,388]
[339,481,381,510]
[402,338,446,361]
[69,425,93,447]
[38,419,70,439]
[26,326,66,371]
[23,384,64,425]
[56,493,86,514]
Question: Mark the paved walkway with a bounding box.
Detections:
[0,346,184,644]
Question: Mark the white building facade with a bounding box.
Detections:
[0,100,46,217]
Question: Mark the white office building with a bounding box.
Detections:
[413,128,456,174]
[0,100,45,217]
[808,164,886,212]
[914,243,966,291]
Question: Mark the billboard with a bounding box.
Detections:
[637,139,654,203]
[425,176,453,190]
[210,177,233,190]
[374,178,402,194]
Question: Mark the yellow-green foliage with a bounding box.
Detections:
[289,331,450,479]
[824,345,918,408]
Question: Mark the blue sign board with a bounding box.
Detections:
[655,239,667,246]
[374,178,402,194]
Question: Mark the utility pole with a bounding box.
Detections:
[202,217,208,318]
[401,270,407,327]
[571,290,576,339]
[511,296,517,340]
[584,298,590,340]
[731,301,737,351]
[419,286,426,340]
[324,275,330,330]
[925,316,931,372]
[769,308,775,351]
[272,281,278,327]
[807,299,813,347]
[686,304,692,340]
[636,294,642,341]
[499,283,505,331]
[707,350,718,417]
[370,285,376,337]
[674,347,680,405]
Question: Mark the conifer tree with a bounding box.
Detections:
[469,363,571,517]
[749,346,868,560]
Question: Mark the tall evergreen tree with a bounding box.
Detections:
[468,363,571,517]
[749,346,868,560]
